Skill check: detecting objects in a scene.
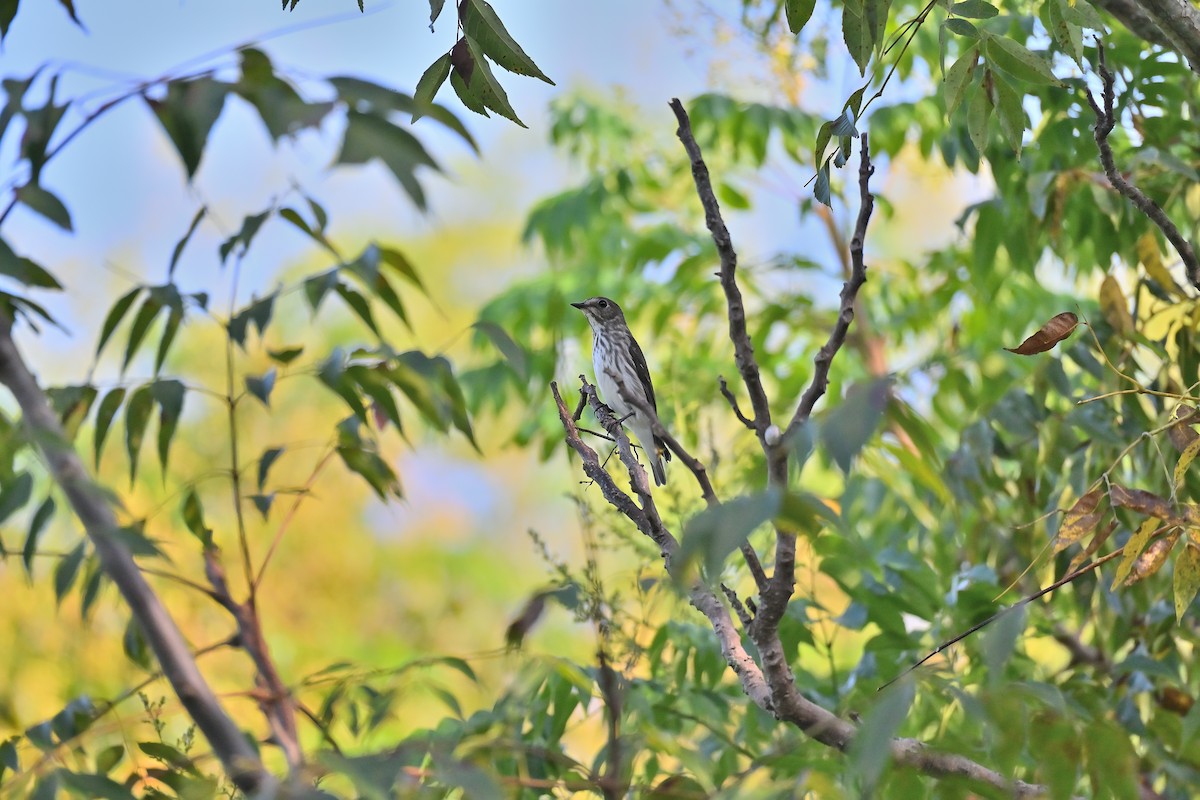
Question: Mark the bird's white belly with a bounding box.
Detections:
[594,350,632,418]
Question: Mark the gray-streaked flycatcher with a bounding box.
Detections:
[572,296,671,485]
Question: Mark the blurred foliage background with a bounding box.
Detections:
[0,0,1198,797]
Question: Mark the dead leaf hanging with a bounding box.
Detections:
[1005,312,1079,355]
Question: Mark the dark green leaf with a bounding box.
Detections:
[58,770,133,800]
[319,350,369,423]
[153,305,183,375]
[246,369,277,407]
[54,542,86,604]
[983,604,1026,679]
[168,207,206,277]
[943,44,979,115]
[337,441,401,501]
[23,496,55,576]
[679,490,781,578]
[0,237,62,289]
[462,0,553,83]
[95,745,125,775]
[429,0,445,24]
[848,676,915,787]
[304,269,340,312]
[250,493,274,519]
[96,287,142,358]
[1046,0,1083,63]
[0,0,18,41]
[350,366,403,432]
[842,0,874,75]
[0,738,17,781]
[993,72,1025,153]
[951,0,997,18]
[378,246,427,294]
[335,282,379,336]
[819,378,889,472]
[124,385,154,484]
[267,345,304,365]
[181,490,213,548]
[945,17,979,38]
[0,472,32,524]
[337,110,439,209]
[93,388,125,468]
[966,78,993,154]
[16,183,72,231]
[785,0,816,33]
[122,294,164,373]
[473,320,528,381]
[413,53,452,123]
[138,741,196,772]
[219,209,271,263]
[123,618,151,669]
[257,447,284,491]
[146,78,228,178]
[813,163,831,207]
[463,36,526,127]
[151,379,185,475]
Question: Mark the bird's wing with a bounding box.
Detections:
[627,334,658,411]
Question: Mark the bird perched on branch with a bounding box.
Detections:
[572,296,671,485]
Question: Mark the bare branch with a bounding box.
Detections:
[785,133,876,439]
[0,317,272,795]
[1085,47,1199,290]
[718,376,755,430]
[1131,0,1200,75]
[670,98,772,433]
[1090,0,1175,49]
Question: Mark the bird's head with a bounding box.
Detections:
[571,296,625,328]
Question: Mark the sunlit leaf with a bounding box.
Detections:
[1175,538,1200,620]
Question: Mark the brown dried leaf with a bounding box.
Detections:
[1053,488,1104,554]
[1155,686,1195,716]
[1099,274,1134,335]
[1124,530,1179,586]
[1166,405,1199,453]
[1005,311,1079,355]
[1067,519,1115,573]
[1111,518,1166,590]
[1110,484,1200,526]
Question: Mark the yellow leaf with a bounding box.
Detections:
[1136,231,1182,297]
[1175,437,1200,491]
[1111,518,1162,590]
[1173,539,1200,621]
[1099,274,1135,334]
[1053,488,1104,553]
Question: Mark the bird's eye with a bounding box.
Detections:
[597,300,608,308]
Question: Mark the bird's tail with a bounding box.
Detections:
[651,435,671,486]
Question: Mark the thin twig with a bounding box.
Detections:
[718,376,755,430]
[1084,45,1198,290]
[882,548,1124,690]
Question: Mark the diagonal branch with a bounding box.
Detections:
[1084,46,1199,290]
[1130,0,1200,75]
[0,316,272,795]
[670,98,772,434]
[785,133,876,440]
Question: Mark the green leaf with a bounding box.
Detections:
[304,269,339,312]
[0,472,32,524]
[16,183,72,231]
[250,493,274,519]
[122,294,164,373]
[122,618,151,669]
[842,0,873,75]
[944,45,979,115]
[181,490,213,548]
[350,366,403,432]
[57,770,133,800]
[245,369,277,407]
[1046,0,1083,63]
[378,246,427,294]
[153,305,183,375]
[235,48,333,141]
[819,379,890,472]
[1174,540,1200,621]
[463,36,527,127]
[829,107,858,138]
[219,210,270,263]
[146,78,228,179]
[96,287,142,358]
[335,282,379,336]
[168,207,206,277]
[345,246,409,328]
[0,0,18,41]
[319,350,369,423]
[93,388,126,468]
[54,542,86,604]
[945,17,979,38]
[0,237,62,289]
[473,321,528,380]
[1062,0,1106,29]
[813,163,831,207]
[951,0,997,18]
[785,0,816,33]
[151,379,185,475]
[429,0,446,24]
[257,447,284,491]
[95,745,124,775]
[267,345,304,365]
[23,496,55,576]
[678,490,781,578]
[983,33,1061,85]
[337,110,439,209]
[413,53,453,123]
[138,741,197,773]
[966,77,993,154]
[982,603,1026,679]
[848,676,915,787]
[450,61,490,117]
[462,0,553,83]
[993,72,1025,153]
[124,385,154,484]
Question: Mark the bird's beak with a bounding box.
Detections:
[570,301,586,310]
